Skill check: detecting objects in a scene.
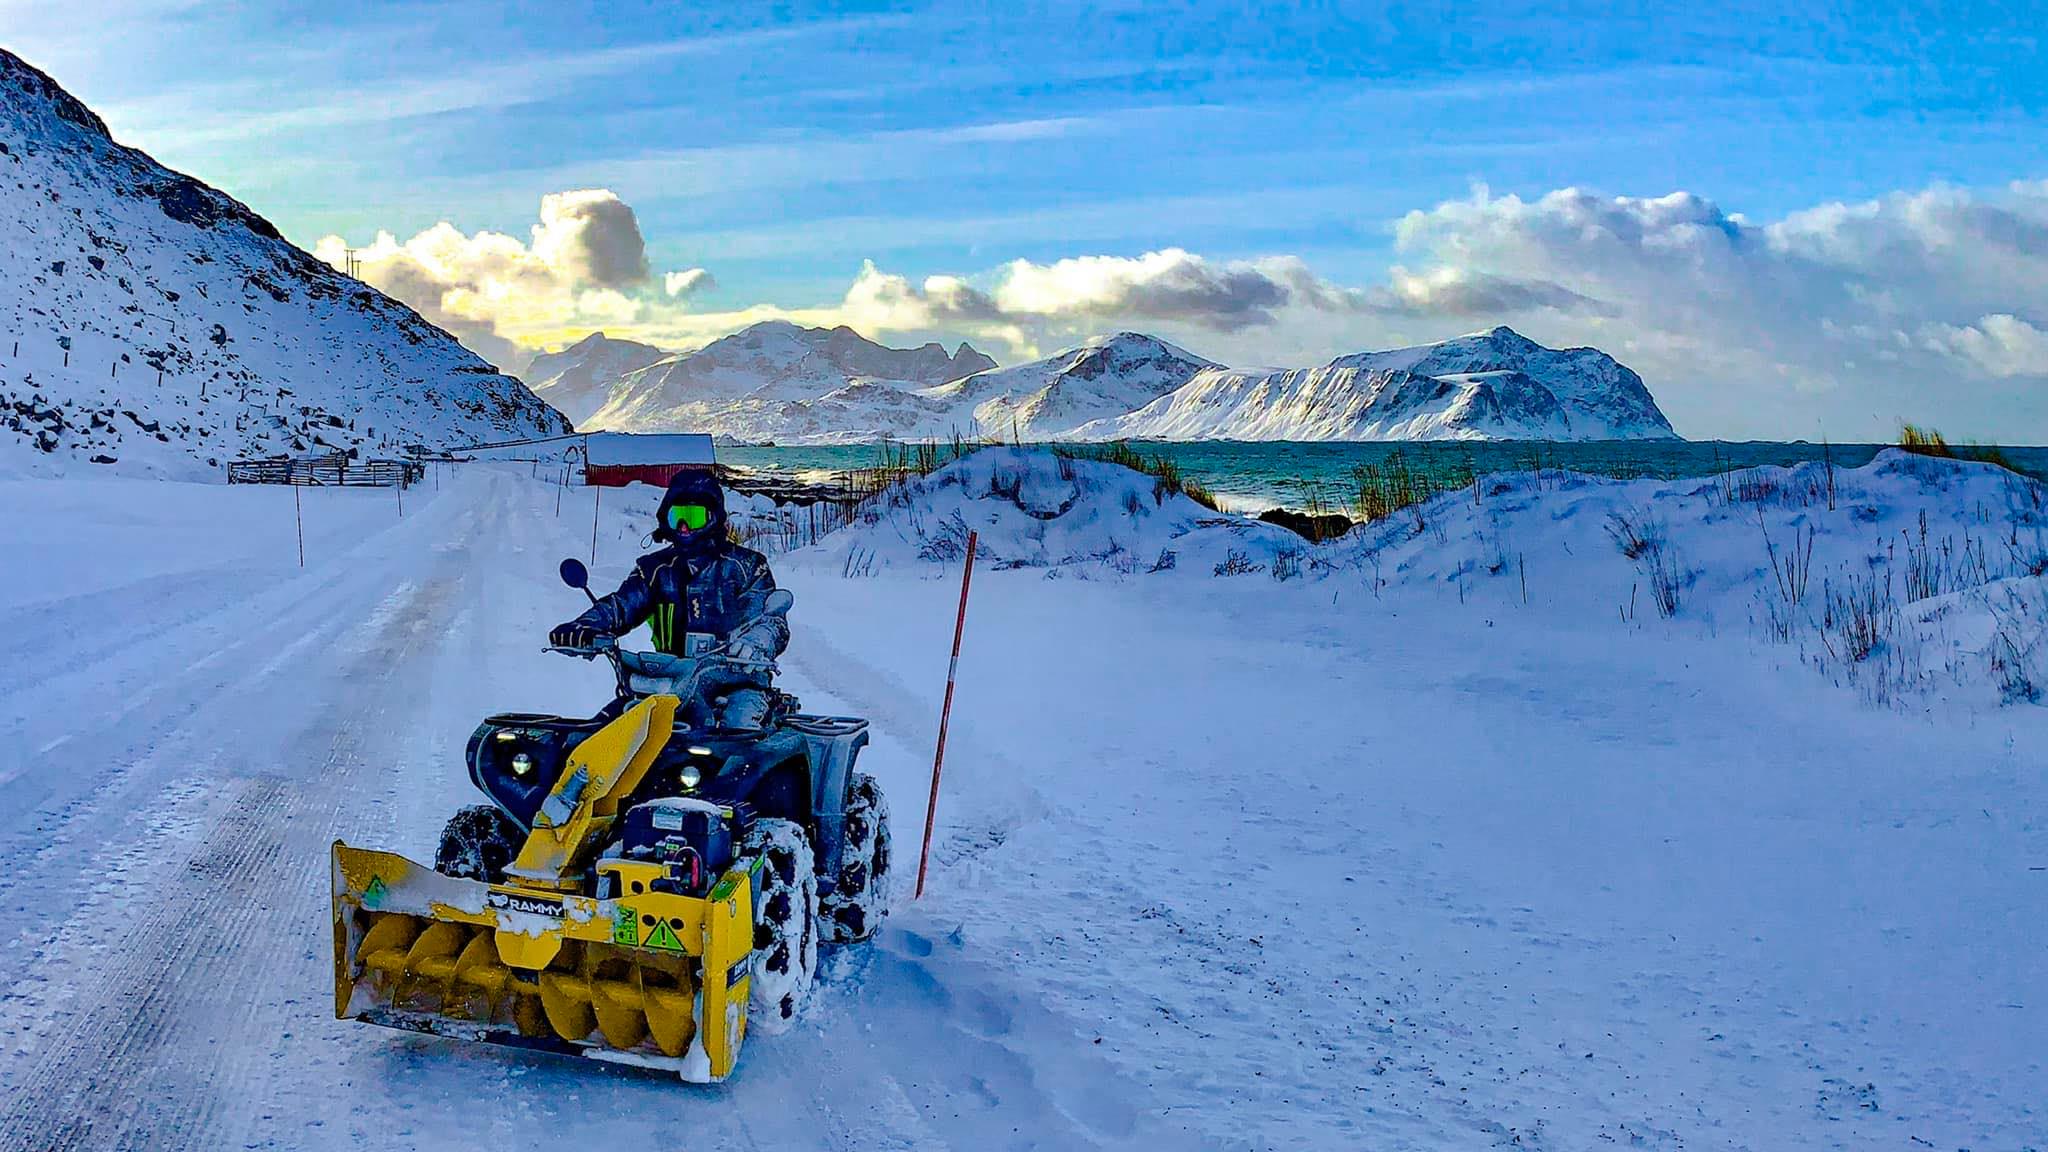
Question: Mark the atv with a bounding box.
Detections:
[330,558,891,1082]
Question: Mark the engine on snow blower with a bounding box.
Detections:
[605,798,747,899]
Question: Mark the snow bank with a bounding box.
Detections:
[599,446,2048,705]
[1321,448,2048,704]
[785,447,1304,578]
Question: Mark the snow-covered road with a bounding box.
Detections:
[0,469,1185,1151]
[0,464,2040,1150]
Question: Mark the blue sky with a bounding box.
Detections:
[9,1,2048,438]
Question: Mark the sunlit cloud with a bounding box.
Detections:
[330,181,2048,439]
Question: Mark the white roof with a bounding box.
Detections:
[585,432,716,467]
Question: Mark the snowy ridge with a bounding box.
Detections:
[1073,326,1676,441]
[920,332,1213,441]
[578,328,1208,444]
[523,332,666,427]
[0,50,569,478]
[579,321,995,442]
[556,319,1672,445]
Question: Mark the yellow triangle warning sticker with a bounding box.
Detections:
[643,918,685,953]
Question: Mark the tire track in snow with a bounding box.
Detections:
[0,569,459,1151]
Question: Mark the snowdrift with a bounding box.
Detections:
[1318,447,2048,703]
[771,445,2047,705]
[785,447,1305,577]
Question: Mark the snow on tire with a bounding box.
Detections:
[742,817,818,1035]
[820,773,891,944]
[433,804,522,883]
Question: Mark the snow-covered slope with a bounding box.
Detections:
[0,50,569,478]
[919,332,1213,441]
[584,321,995,441]
[522,332,666,427]
[1073,326,1677,442]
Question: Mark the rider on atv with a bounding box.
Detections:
[549,470,788,729]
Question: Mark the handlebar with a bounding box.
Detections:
[545,638,777,689]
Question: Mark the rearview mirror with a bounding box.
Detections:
[559,558,589,590]
[763,589,794,616]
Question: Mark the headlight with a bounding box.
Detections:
[679,763,703,789]
[510,752,534,777]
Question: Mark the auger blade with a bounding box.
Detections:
[332,840,752,1081]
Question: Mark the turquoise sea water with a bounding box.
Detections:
[718,441,2048,512]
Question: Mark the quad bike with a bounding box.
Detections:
[330,558,891,1082]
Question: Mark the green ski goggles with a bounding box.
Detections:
[665,503,711,533]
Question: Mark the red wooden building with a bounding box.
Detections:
[583,432,717,488]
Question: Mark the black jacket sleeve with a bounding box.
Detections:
[570,560,656,637]
[730,551,790,657]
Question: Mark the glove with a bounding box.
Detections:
[550,622,599,649]
[726,622,776,664]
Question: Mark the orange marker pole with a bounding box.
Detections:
[915,530,977,899]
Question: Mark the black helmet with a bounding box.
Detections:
[654,469,729,554]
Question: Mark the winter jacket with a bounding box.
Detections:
[569,542,789,659]
[568,469,789,661]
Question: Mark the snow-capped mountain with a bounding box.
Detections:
[923,332,1213,441]
[1071,327,1677,441]
[0,50,569,478]
[523,332,666,427]
[577,325,1208,443]
[578,321,998,441]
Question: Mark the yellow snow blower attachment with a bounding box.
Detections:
[331,695,760,1081]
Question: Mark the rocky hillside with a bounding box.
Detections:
[0,50,569,478]
[1073,327,1677,441]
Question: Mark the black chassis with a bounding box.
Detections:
[465,709,870,891]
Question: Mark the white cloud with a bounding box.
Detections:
[663,268,715,298]
[316,189,660,371]
[530,189,649,288]
[993,249,1289,332]
[1379,181,2048,437]
[1924,314,2048,379]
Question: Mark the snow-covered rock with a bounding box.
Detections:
[0,50,570,478]
[583,321,995,440]
[522,332,666,427]
[1071,326,1677,442]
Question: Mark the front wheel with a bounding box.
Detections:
[821,773,891,944]
[742,818,818,1035]
[433,804,522,883]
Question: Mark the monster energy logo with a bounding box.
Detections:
[652,603,679,653]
